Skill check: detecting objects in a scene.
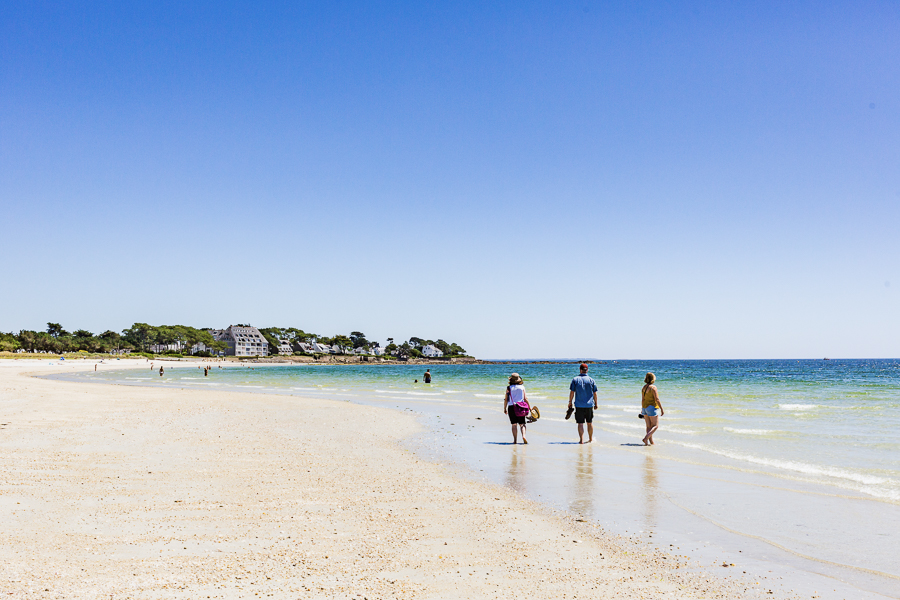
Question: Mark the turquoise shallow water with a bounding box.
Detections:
[59,359,900,599]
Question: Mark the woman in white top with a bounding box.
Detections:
[503,372,530,444]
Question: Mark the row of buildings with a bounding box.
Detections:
[137,325,268,357]
[15,325,448,359]
[208,325,445,358]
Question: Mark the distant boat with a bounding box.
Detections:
[823,357,831,360]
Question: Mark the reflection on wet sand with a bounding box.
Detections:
[641,454,659,530]
[569,447,594,517]
[505,446,526,493]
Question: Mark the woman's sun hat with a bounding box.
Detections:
[527,406,541,423]
[509,373,523,385]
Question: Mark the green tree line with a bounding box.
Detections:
[0,323,225,355]
[0,323,468,358]
[256,328,467,358]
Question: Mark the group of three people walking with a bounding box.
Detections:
[503,363,664,445]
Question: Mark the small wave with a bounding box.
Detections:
[675,442,891,487]
[724,427,777,435]
[599,420,645,430]
[404,391,443,397]
[778,404,818,411]
[474,393,502,398]
[665,426,699,435]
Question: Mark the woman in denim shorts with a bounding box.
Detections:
[641,372,665,445]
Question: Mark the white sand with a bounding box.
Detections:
[0,360,751,599]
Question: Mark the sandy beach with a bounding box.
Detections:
[0,360,755,599]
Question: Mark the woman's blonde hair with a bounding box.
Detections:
[644,372,656,384]
[509,373,523,385]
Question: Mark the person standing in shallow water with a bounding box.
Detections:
[641,372,664,445]
[568,363,598,444]
[424,369,431,384]
[503,373,529,444]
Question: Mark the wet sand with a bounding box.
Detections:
[0,360,753,599]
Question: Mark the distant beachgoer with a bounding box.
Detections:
[568,363,598,444]
[94,364,97,371]
[424,369,431,384]
[414,379,418,383]
[503,373,530,444]
[204,367,208,377]
[641,373,664,446]
[159,366,164,377]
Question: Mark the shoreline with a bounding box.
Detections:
[1,352,600,366]
[26,359,900,599]
[0,359,755,599]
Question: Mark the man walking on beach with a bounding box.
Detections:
[568,363,598,444]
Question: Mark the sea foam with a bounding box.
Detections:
[599,420,645,430]
[724,427,778,435]
[675,441,891,487]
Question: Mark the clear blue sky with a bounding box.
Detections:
[2,1,898,358]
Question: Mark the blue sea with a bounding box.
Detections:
[61,359,900,599]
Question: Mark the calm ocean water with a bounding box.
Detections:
[61,359,900,599]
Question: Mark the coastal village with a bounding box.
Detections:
[190,325,461,361]
[0,323,470,362]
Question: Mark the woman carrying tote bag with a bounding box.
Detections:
[503,373,531,445]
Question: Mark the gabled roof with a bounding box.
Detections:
[210,325,269,344]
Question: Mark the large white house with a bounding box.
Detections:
[422,344,443,358]
[209,325,269,357]
[149,341,186,353]
[311,342,333,354]
[295,342,315,354]
[190,342,215,354]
